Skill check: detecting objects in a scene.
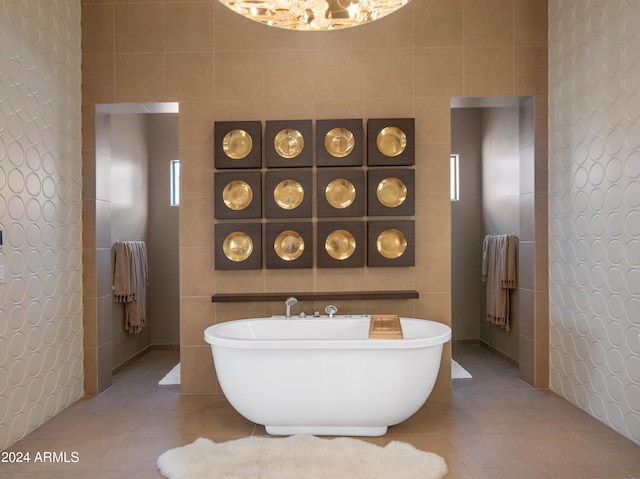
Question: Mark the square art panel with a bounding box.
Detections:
[266,222,313,269]
[316,168,365,218]
[367,220,415,267]
[214,121,262,169]
[215,222,262,270]
[265,120,313,168]
[367,168,415,216]
[367,118,415,166]
[214,171,262,219]
[264,169,313,218]
[316,221,365,268]
[316,119,364,167]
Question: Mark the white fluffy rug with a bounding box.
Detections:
[157,435,447,479]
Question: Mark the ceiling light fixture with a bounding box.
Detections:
[218,0,412,31]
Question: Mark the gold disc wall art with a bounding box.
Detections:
[274,179,304,210]
[367,168,415,216]
[222,180,253,211]
[325,178,356,209]
[325,128,355,158]
[265,170,312,218]
[316,169,364,217]
[215,223,262,270]
[376,127,407,157]
[367,220,415,267]
[367,118,415,166]
[316,119,363,167]
[376,228,407,259]
[376,177,407,208]
[215,171,262,219]
[223,232,253,262]
[214,121,262,169]
[316,221,365,268]
[274,230,305,261]
[222,129,253,160]
[274,128,304,159]
[325,229,356,260]
[213,118,417,272]
[266,120,313,167]
[266,222,313,268]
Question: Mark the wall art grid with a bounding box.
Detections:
[213,119,416,270]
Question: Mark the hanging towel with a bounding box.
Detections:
[500,234,518,289]
[481,234,518,331]
[113,241,148,334]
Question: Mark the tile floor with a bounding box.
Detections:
[2,344,639,478]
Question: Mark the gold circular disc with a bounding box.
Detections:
[325,229,356,260]
[222,129,253,160]
[376,177,407,208]
[325,178,356,209]
[223,232,253,262]
[324,127,355,158]
[223,180,253,210]
[376,126,407,157]
[274,128,304,159]
[274,179,304,210]
[274,230,305,261]
[376,229,407,259]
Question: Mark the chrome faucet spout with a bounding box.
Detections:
[285,297,298,318]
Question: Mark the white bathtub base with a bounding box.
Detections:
[265,425,388,437]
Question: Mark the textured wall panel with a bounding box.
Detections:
[549,0,640,445]
[0,0,83,450]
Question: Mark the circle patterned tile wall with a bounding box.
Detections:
[0,1,83,450]
[549,0,640,445]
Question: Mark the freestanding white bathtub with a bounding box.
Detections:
[204,316,451,436]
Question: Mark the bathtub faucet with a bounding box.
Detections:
[325,305,338,318]
[285,297,298,318]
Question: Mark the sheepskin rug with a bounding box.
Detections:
[157,435,447,479]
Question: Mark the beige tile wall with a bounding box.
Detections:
[81,0,548,394]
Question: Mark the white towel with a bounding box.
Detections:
[113,241,148,334]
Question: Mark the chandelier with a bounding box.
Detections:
[218,0,412,31]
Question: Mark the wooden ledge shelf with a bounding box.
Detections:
[211,290,419,303]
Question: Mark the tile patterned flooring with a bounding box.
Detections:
[2,344,639,478]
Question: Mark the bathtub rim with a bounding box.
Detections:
[204,316,451,350]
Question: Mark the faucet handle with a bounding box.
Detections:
[325,305,338,317]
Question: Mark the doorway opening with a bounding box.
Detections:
[83,102,180,394]
[450,96,548,387]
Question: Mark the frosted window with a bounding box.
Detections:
[171,160,180,206]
